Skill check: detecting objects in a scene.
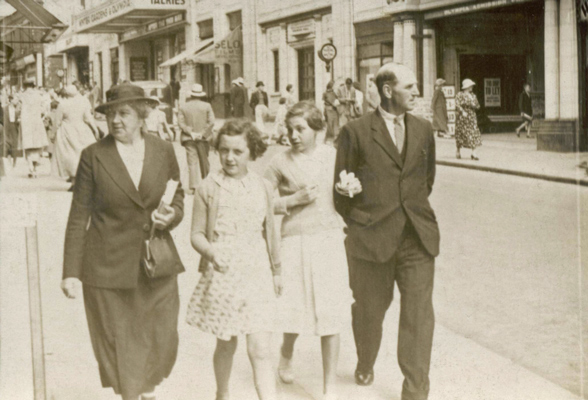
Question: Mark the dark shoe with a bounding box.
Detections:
[354,369,374,386]
[471,155,479,161]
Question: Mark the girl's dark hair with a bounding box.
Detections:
[214,118,267,160]
[285,101,324,132]
[279,97,286,105]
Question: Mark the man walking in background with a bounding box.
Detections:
[178,83,215,194]
[334,62,440,400]
[230,79,245,117]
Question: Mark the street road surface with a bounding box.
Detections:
[0,146,585,399]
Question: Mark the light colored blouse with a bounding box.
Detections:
[115,137,145,189]
[264,144,345,238]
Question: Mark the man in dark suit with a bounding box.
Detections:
[334,63,440,400]
[230,78,245,117]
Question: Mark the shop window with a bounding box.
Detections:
[227,11,242,31]
[198,19,214,40]
[110,47,119,87]
[273,50,280,93]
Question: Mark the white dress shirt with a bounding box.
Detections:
[115,137,145,189]
[378,106,405,148]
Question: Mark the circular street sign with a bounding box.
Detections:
[320,43,337,62]
[56,69,64,77]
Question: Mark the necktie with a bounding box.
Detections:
[394,116,405,153]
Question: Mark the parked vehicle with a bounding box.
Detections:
[132,80,174,124]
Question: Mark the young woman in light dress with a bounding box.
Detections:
[186,119,283,400]
[264,101,353,400]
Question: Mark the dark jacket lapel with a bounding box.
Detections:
[96,135,144,208]
[371,109,403,169]
[404,113,424,169]
[138,134,165,203]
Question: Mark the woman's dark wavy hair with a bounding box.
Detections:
[285,101,325,133]
[214,118,267,160]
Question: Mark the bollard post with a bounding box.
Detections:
[25,224,46,400]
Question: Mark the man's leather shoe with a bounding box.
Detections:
[354,369,374,386]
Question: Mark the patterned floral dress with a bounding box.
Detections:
[186,172,278,341]
[455,91,482,149]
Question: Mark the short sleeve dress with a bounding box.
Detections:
[264,145,352,336]
[186,171,278,341]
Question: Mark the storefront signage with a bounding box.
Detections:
[54,33,91,53]
[484,78,501,107]
[288,19,314,41]
[425,0,535,20]
[74,0,187,33]
[580,0,588,22]
[215,26,243,76]
[442,85,456,136]
[120,13,185,42]
[130,57,148,81]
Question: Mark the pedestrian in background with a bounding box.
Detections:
[274,97,289,145]
[145,96,173,141]
[353,81,364,116]
[230,79,245,117]
[264,101,352,400]
[61,83,185,400]
[187,119,282,400]
[178,83,215,194]
[2,95,19,167]
[18,81,48,178]
[431,78,449,138]
[322,81,340,144]
[284,84,297,109]
[54,85,99,189]
[365,77,380,113]
[516,83,533,138]
[455,78,482,160]
[336,78,356,126]
[250,81,269,136]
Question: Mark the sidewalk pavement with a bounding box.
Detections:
[0,156,582,399]
[435,133,588,186]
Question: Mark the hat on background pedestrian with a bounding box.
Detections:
[256,81,265,88]
[95,82,159,114]
[64,84,79,98]
[190,83,207,98]
[149,96,161,106]
[435,78,446,87]
[461,79,476,90]
[236,77,245,85]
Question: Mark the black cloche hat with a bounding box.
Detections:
[95,83,159,114]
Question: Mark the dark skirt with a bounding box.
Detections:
[83,272,180,399]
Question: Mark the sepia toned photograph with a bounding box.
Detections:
[0,0,587,399]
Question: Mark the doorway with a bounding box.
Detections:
[459,54,526,116]
[297,47,315,101]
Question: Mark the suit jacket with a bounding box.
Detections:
[63,134,185,289]
[250,90,268,109]
[178,99,215,143]
[334,110,440,263]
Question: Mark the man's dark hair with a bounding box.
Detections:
[345,78,352,85]
[286,84,293,91]
[256,81,265,88]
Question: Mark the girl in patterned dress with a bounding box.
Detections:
[186,119,283,400]
[455,78,482,160]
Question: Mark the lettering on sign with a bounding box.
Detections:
[425,0,533,19]
[130,57,148,81]
[484,78,501,107]
[288,19,314,41]
[150,0,185,4]
[581,0,588,21]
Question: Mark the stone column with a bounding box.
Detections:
[257,27,268,87]
[314,14,326,107]
[331,0,354,80]
[279,23,289,92]
[544,0,559,119]
[422,26,436,99]
[119,42,128,81]
[241,0,258,87]
[558,0,579,119]
[393,20,404,64]
[403,19,416,73]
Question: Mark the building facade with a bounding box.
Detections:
[69,0,584,150]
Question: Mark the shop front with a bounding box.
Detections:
[355,18,394,95]
[578,0,588,150]
[73,0,188,85]
[424,0,545,132]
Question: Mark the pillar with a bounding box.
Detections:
[35,53,43,87]
[422,26,436,99]
[558,0,579,119]
[314,14,326,107]
[242,0,258,88]
[331,0,354,80]
[393,20,404,64]
[403,19,416,73]
[544,0,559,119]
[278,23,290,93]
[118,42,128,81]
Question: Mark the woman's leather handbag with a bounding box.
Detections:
[143,228,185,279]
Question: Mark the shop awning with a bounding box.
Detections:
[3,0,67,42]
[189,42,215,64]
[159,39,213,67]
[73,0,187,34]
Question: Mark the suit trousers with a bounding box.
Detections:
[348,223,435,400]
[184,140,210,190]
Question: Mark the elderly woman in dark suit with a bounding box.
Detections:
[60,83,185,400]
